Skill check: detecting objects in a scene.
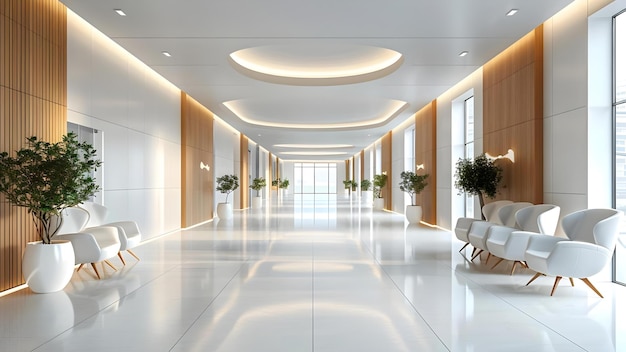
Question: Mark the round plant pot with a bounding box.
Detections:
[23,240,75,293]
[362,191,373,204]
[373,198,385,210]
[405,205,422,223]
[251,196,262,209]
[216,202,233,219]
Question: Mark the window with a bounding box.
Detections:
[293,163,337,194]
[614,10,626,284]
[464,96,475,217]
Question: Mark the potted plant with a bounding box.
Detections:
[279,178,289,196]
[216,174,239,219]
[0,133,101,293]
[454,154,503,219]
[361,179,373,204]
[399,171,429,223]
[249,177,266,209]
[373,173,387,210]
[350,180,358,192]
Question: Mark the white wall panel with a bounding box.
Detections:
[213,120,240,209]
[551,108,588,194]
[66,10,181,240]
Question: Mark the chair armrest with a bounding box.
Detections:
[54,232,100,264]
[547,241,613,277]
[105,221,141,236]
[454,217,479,241]
[83,226,121,249]
[505,230,540,253]
[526,234,568,253]
[486,225,516,243]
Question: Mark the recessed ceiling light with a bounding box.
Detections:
[114,9,126,16]
[162,51,172,57]
[506,9,518,16]
[274,144,352,149]
[459,51,469,57]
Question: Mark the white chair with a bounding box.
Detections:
[524,208,623,297]
[454,200,512,253]
[486,204,560,274]
[54,208,121,280]
[80,202,142,265]
[467,202,533,262]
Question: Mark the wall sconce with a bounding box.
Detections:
[416,164,425,171]
[485,149,515,163]
[200,161,211,171]
[382,171,387,175]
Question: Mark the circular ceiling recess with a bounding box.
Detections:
[229,44,403,85]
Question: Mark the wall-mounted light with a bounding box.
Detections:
[382,171,387,175]
[200,162,210,171]
[416,164,425,171]
[485,149,515,163]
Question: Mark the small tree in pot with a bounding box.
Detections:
[360,179,372,192]
[399,171,429,223]
[454,154,503,219]
[250,177,266,197]
[216,174,239,219]
[373,173,387,199]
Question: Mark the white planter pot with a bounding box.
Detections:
[23,240,75,293]
[362,190,373,204]
[251,196,262,209]
[373,198,385,210]
[405,205,422,223]
[216,202,233,219]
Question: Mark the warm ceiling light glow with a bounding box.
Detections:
[459,51,469,57]
[274,144,353,149]
[162,51,172,57]
[280,151,348,156]
[114,9,126,16]
[506,9,518,16]
[223,100,407,129]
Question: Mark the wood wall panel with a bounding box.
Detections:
[381,132,392,210]
[360,150,364,183]
[483,26,543,204]
[0,0,67,292]
[414,100,437,224]
[181,92,214,227]
[240,135,249,209]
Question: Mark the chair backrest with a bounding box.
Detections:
[497,202,533,228]
[515,204,560,234]
[561,208,623,250]
[80,202,108,227]
[56,207,90,234]
[482,200,513,224]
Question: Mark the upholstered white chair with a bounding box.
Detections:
[486,204,560,274]
[80,202,142,265]
[467,202,533,262]
[524,208,623,297]
[454,200,513,254]
[54,208,121,279]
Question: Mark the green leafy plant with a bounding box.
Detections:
[373,173,388,199]
[399,171,429,206]
[342,180,352,189]
[249,177,266,197]
[360,179,372,191]
[0,133,102,244]
[454,154,503,213]
[271,178,280,187]
[279,178,289,189]
[216,174,239,203]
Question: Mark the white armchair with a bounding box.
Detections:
[454,200,512,254]
[467,202,533,262]
[524,208,623,297]
[80,202,142,265]
[54,208,121,280]
[486,204,560,274]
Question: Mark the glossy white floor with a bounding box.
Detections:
[2,194,626,352]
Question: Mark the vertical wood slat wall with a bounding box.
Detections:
[0,0,67,292]
[240,135,249,209]
[381,132,392,210]
[414,100,437,223]
[181,92,214,227]
[483,25,544,204]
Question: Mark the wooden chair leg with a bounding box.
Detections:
[77,263,84,272]
[459,243,470,252]
[490,258,505,270]
[569,278,575,287]
[90,263,101,279]
[485,252,492,264]
[471,249,483,262]
[127,249,140,261]
[104,260,117,271]
[581,278,604,298]
[526,272,544,286]
[471,247,478,258]
[511,261,522,275]
[550,276,563,296]
[118,252,126,266]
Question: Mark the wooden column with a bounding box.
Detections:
[381,132,392,210]
[415,100,437,223]
[240,135,249,209]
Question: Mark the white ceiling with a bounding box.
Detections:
[60,0,574,161]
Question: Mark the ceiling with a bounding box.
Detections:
[60,0,574,161]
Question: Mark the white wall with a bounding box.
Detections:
[66,10,181,240]
[213,119,241,211]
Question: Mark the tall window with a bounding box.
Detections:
[464,96,475,217]
[614,11,626,284]
[404,126,416,206]
[293,163,337,194]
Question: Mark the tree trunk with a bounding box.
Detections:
[478,192,486,220]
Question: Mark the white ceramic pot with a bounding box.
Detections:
[251,196,262,209]
[362,191,373,204]
[405,205,422,223]
[23,240,75,293]
[216,202,233,219]
[373,198,385,210]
